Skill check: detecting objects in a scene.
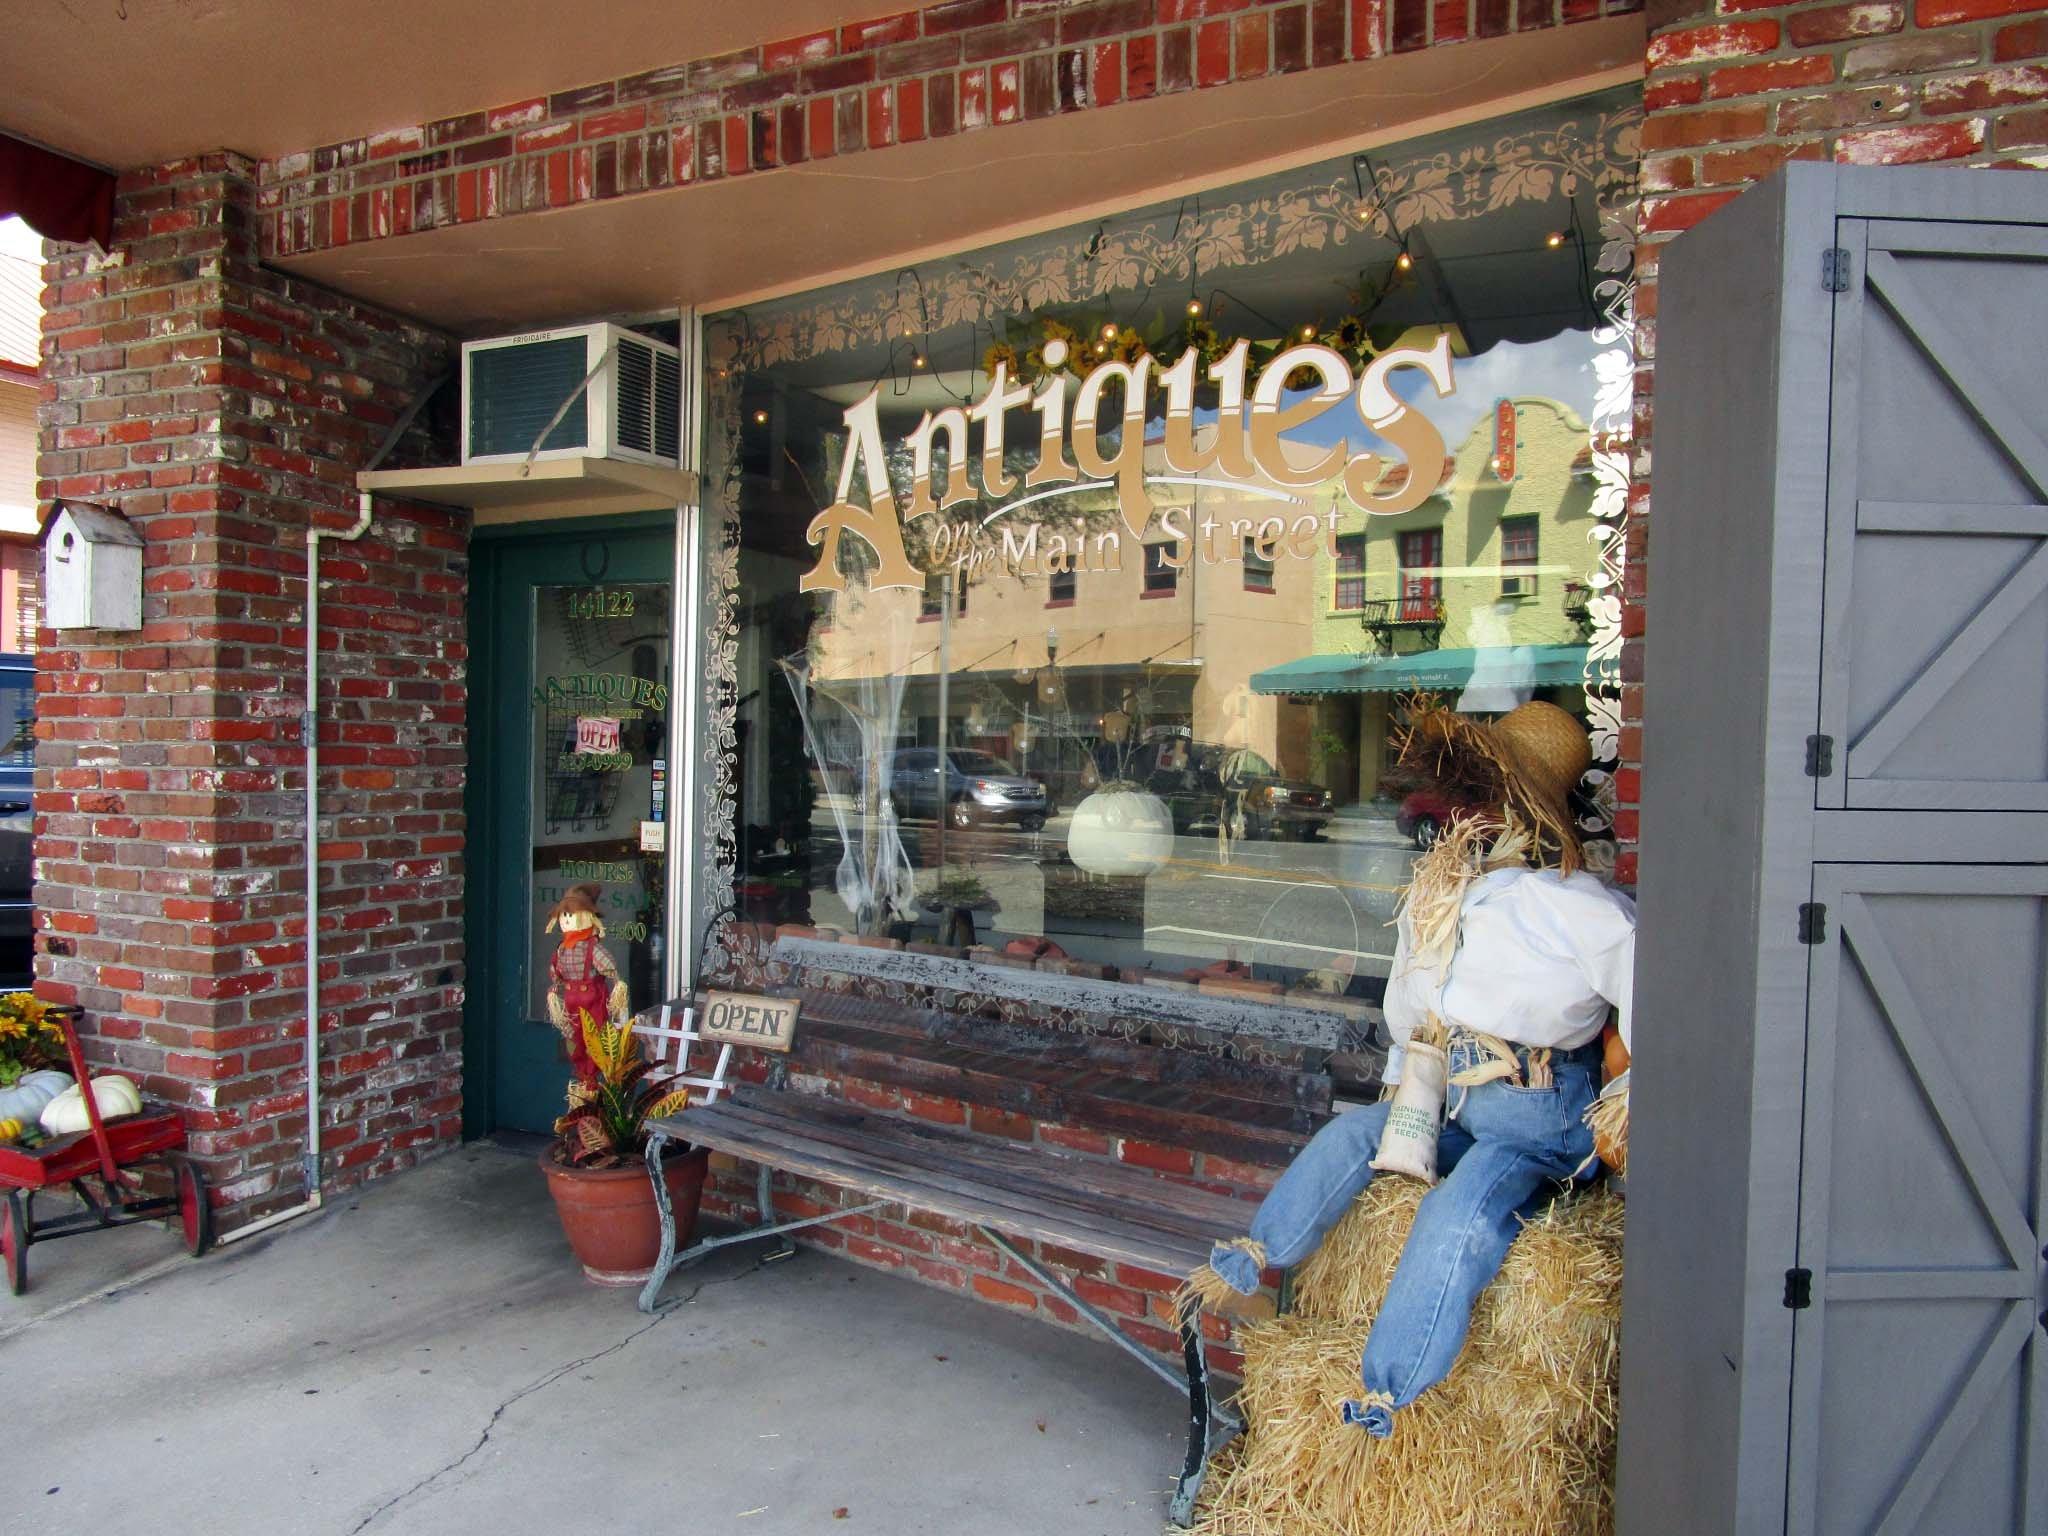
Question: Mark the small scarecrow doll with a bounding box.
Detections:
[545,883,631,1082]
[1183,699,1635,1439]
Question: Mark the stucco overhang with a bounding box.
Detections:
[1,0,865,171]
[265,18,1642,335]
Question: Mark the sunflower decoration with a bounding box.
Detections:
[1332,311,1373,364]
[1172,315,1225,373]
[982,339,1022,381]
[1026,316,1086,379]
[1107,326,1150,367]
[0,992,64,1087]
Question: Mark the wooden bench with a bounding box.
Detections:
[631,995,1321,1525]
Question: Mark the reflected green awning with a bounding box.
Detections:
[1249,644,1590,695]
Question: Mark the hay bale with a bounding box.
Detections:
[1191,1181,1623,1536]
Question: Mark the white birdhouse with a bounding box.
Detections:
[39,502,144,632]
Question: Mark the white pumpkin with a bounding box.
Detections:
[0,1070,74,1124]
[39,1074,144,1135]
[1067,787,1176,877]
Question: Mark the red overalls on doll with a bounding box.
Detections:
[545,884,630,1082]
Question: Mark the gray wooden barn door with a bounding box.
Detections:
[1787,865,2047,1535]
[1818,218,2048,812]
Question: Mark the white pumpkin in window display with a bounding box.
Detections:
[1067,784,1175,876]
[1066,713,1175,877]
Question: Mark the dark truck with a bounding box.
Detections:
[0,656,31,986]
[1135,736,1331,842]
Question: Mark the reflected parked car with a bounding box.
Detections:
[1142,741,1331,842]
[1396,786,1481,849]
[0,656,32,986]
[887,747,1049,831]
[1396,780,1597,849]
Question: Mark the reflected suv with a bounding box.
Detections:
[888,747,1049,832]
[1143,742,1331,841]
[0,657,31,986]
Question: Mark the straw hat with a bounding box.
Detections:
[1398,699,1590,872]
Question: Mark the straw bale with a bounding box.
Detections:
[1190,1181,1624,1536]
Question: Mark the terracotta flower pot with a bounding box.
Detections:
[540,1144,710,1286]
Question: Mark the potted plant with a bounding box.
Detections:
[539,1012,710,1287]
[919,866,998,947]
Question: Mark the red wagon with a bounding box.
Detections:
[0,1015,209,1294]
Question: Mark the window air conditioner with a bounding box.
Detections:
[1500,573,1537,598]
[461,322,681,468]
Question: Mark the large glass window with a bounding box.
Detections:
[697,89,1637,1036]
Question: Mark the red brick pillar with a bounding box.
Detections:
[1620,0,2048,879]
[34,154,465,1231]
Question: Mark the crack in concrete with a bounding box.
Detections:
[349,1264,761,1533]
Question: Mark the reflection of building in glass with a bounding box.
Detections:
[807,429,1325,811]
[1255,381,1601,804]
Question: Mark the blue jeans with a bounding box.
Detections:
[1210,1039,1599,1436]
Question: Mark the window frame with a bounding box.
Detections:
[1397,527,1444,621]
[1142,542,1178,598]
[1241,534,1275,594]
[919,568,968,620]
[1332,532,1366,612]
[1500,515,1539,597]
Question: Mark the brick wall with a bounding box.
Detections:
[1609,0,2048,882]
[34,153,464,1229]
[256,0,1643,261]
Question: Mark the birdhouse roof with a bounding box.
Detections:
[37,500,145,550]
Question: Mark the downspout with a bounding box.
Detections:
[217,494,371,1244]
[218,370,447,1247]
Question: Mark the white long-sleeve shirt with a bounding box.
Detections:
[1381,867,1636,1085]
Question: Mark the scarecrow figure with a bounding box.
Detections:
[545,883,630,1081]
[1185,700,1634,1439]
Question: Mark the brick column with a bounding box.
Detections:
[35,154,464,1230]
[1617,0,2048,881]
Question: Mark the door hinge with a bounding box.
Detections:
[1784,1267,1814,1310]
[1822,247,1852,293]
[1804,734,1834,777]
[1798,903,1827,945]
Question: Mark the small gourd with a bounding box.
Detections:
[39,1074,144,1136]
[0,1070,74,1125]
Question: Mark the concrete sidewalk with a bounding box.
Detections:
[0,1142,1186,1535]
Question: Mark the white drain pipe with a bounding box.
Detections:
[217,490,375,1244]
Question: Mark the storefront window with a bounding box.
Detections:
[696,89,1638,1043]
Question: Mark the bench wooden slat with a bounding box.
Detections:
[690,1091,1250,1246]
[705,1086,1260,1227]
[688,1093,1243,1253]
[671,1106,1219,1274]
[660,1090,1244,1271]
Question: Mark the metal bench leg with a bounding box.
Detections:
[756,1162,797,1265]
[637,1130,680,1314]
[1169,1301,1221,1527]
[975,1227,1238,1527]
[638,1140,888,1313]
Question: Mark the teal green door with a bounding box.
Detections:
[466,521,675,1134]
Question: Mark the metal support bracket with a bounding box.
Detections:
[636,1131,886,1313]
[974,1226,1241,1528]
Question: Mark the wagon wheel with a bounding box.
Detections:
[1,1190,26,1295]
[172,1155,212,1257]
